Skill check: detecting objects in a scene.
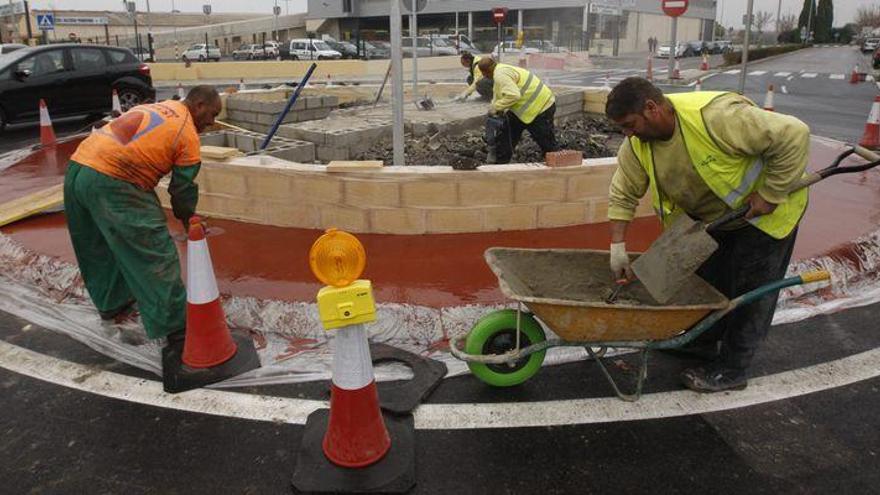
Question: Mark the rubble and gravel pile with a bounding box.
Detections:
[353,115,622,169]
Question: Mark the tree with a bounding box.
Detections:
[778,14,797,34]
[815,0,833,43]
[855,5,880,28]
[798,0,816,40]
[753,11,774,36]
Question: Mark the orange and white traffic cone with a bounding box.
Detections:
[850,64,860,84]
[672,59,681,80]
[182,217,237,368]
[322,322,391,467]
[700,53,709,71]
[694,78,702,91]
[111,89,122,116]
[239,78,246,91]
[646,56,653,82]
[39,99,56,147]
[177,83,185,100]
[859,96,880,150]
[326,73,334,87]
[162,215,260,393]
[763,84,775,111]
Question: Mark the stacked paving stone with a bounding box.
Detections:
[224,94,340,134]
[200,130,316,163]
[554,88,587,123]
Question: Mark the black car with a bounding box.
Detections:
[0,44,155,131]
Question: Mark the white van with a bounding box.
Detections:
[285,39,342,60]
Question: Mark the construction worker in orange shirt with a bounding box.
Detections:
[64,86,222,344]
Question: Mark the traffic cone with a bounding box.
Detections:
[239,79,246,91]
[672,59,681,79]
[646,56,653,82]
[700,53,709,71]
[850,64,860,84]
[763,84,775,112]
[326,73,334,87]
[182,217,237,368]
[39,99,56,147]
[694,78,702,91]
[161,215,260,393]
[177,83,185,100]
[859,96,880,150]
[111,89,122,116]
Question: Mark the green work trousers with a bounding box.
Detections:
[64,161,186,339]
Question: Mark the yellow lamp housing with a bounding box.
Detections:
[309,228,366,287]
[317,280,377,330]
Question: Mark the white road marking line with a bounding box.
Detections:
[724,69,739,75]
[829,74,845,80]
[787,75,794,81]
[748,70,767,76]
[802,73,818,78]
[2,338,880,430]
[774,72,791,77]
[781,85,788,94]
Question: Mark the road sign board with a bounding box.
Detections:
[0,2,25,17]
[661,0,688,17]
[492,7,508,25]
[589,4,622,15]
[202,4,212,15]
[36,13,54,31]
[273,6,281,16]
[57,16,109,25]
[400,0,427,13]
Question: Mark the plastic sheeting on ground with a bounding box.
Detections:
[1,227,879,389]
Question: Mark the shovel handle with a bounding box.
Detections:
[853,145,880,163]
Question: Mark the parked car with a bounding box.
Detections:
[714,40,733,54]
[181,43,221,62]
[684,40,706,56]
[436,34,479,54]
[862,38,880,53]
[363,41,389,59]
[873,46,880,70]
[657,41,687,58]
[283,39,342,60]
[232,44,266,60]
[0,43,27,55]
[325,39,359,59]
[401,37,434,58]
[263,40,280,59]
[0,44,155,131]
[524,40,569,53]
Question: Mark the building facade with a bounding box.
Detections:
[307,0,717,54]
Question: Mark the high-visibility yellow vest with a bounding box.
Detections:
[495,63,555,124]
[470,55,482,79]
[628,91,807,239]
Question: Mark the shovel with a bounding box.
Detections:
[632,145,880,304]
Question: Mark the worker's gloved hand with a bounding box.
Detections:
[744,192,778,219]
[609,242,634,280]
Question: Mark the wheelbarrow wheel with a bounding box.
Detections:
[465,309,546,387]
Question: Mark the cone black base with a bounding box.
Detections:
[291,409,416,494]
[162,331,260,394]
[370,343,447,415]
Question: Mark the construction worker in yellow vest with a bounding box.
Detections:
[478,57,559,164]
[605,77,809,393]
[454,52,493,101]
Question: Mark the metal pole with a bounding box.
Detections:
[667,16,676,81]
[273,0,278,41]
[738,0,753,94]
[467,11,473,42]
[454,11,459,53]
[390,0,405,166]
[805,0,813,44]
[145,0,153,59]
[775,0,782,36]
[411,0,418,100]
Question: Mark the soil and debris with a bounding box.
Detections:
[353,115,624,169]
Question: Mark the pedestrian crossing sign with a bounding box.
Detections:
[37,13,54,31]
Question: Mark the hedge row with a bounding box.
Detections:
[722,44,805,66]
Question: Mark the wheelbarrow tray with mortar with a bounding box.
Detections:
[449,247,830,401]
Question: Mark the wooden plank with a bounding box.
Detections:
[200,145,245,161]
[326,160,384,172]
[0,183,64,227]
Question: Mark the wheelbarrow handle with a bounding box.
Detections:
[708,146,880,233]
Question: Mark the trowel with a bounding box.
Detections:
[632,145,880,304]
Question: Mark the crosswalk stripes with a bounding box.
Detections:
[829,74,845,80]
[724,69,739,75]
[801,73,818,78]
[774,72,791,77]
[748,70,767,76]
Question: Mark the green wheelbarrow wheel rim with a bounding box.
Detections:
[465,309,546,387]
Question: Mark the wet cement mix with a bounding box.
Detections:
[354,115,623,169]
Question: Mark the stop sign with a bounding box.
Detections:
[661,0,688,17]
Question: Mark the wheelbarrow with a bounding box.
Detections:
[449,247,832,402]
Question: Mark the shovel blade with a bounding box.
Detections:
[631,215,719,304]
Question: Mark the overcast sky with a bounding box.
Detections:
[24,0,860,28]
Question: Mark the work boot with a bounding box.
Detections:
[99,299,137,322]
[680,365,747,393]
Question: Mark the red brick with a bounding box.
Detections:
[545,150,584,168]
